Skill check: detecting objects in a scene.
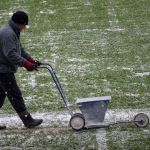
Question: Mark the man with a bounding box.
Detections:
[0,11,43,129]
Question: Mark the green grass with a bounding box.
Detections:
[0,0,150,149]
[0,0,149,113]
[0,129,98,150]
[107,124,150,150]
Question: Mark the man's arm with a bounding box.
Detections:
[2,36,38,71]
[2,35,25,66]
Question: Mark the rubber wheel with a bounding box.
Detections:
[69,113,85,131]
[133,113,149,128]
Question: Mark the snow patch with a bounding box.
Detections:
[106,28,125,32]
[40,10,55,15]
[66,7,79,10]
[9,12,13,16]
[135,72,150,77]
[124,93,140,97]
[0,109,149,150]
[40,11,44,14]
[28,74,37,88]
[109,20,119,23]
[122,67,133,71]
[42,0,47,4]
[0,109,149,129]
[67,58,89,62]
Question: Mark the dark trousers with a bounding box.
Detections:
[0,73,26,113]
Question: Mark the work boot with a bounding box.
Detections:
[0,125,6,130]
[18,111,43,128]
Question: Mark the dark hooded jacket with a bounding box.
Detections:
[0,20,30,73]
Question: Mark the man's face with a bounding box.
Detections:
[16,24,26,31]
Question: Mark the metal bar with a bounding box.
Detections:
[39,64,73,116]
[41,64,66,99]
[108,120,140,126]
[85,124,110,129]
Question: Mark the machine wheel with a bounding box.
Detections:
[133,113,149,128]
[70,113,85,131]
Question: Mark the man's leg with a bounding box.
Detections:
[0,86,6,108]
[0,73,43,128]
[0,74,27,113]
[0,86,7,129]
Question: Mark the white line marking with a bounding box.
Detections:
[107,0,125,32]
[96,129,108,150]
[0,109,149,128]
[0,109,149,150]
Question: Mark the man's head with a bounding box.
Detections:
[11,11,28,30]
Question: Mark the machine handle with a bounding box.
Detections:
[38,63,73,116]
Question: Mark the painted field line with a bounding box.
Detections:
[95,108,150,150]
[96,129,108,150]
[106,0,125,32]
[0,109,149,128]
[0,109,149,150]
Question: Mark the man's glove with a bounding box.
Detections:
[23,60,38,71]
[27,57,41,67]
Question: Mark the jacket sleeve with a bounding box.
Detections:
[2,35,26,66]
[21,43,31,59]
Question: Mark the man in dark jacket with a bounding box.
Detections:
[0,11,43,129]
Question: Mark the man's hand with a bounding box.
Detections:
[23,60,38,71]
[33,60,41,66]
[27,57,41,66]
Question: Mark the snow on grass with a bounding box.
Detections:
[0,109,149,129]
[106,28,125,32]
[28,74,37,88]
[65,7,79,10]
[67,58,89,63]
[108,128,150,150]
[82,0,92,6]
[0,109,149,150]
[0,0,149,149]
[122,67,133,71]
[124,93,140,97]
[39,10,55,15]
[103,79,112,92]
[8,12,13,16]
[0,12,12,18]
[135,72,150,77]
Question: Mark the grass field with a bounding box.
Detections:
[0,0,150,149]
